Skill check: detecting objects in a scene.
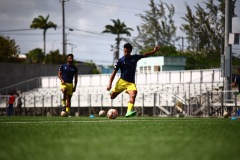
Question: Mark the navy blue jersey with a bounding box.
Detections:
[114,54,144,83]
[59,64,78,83]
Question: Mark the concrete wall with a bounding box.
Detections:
[0,63,95,90]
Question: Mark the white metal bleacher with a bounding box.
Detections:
[0,69,226,112]
[15,69,223,109]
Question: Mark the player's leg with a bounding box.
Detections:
[9,104,13,116]
[125,82,138,118]
[66,94,72,116]
[19,105,22,116]
[110,91,121,99]
[65,83,73,116]
[6,105,9,116]
[125,90,137,117]
[16,106,19,116]
[60,83,67,111]
[110,78,125,99]
[128,90,137,105]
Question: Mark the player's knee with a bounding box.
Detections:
[62,89,67,95]
[110,94,116,99]
[130,92,137,98]
[110,92,117,99]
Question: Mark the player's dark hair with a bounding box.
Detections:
[67,54,74,58]
[124,43,133,51]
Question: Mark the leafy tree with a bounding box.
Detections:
[180,0,237,69]
[181,0,237,53]
[0,35,21,62]
[181,1,221,53]
[30,15,57,56]
[45,49,65,64]
[84,60,100,74]
[102,19,133,62]
[91,68,100,74]
[26,48,44,63]
[183,49,223,70]
[130,0,178,55]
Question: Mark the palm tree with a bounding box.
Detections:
[30,15,57,56]
[102,19,133,62]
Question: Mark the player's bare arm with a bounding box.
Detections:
[58,71,65,84]
[143,45,160,57]
[73,73,78,92]
[107,70,117,91]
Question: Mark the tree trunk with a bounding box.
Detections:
[114,35,120,63]
[43,30,46,56]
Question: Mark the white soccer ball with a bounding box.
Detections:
[223,110,229,118]
[107,109,118,119]
[99,110,106,117]
[61,111,67,117]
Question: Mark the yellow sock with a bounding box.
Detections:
[66,107,70,113]
[62,100,66,106]
[127,103,134,111]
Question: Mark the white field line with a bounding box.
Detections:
[0,118,207,124]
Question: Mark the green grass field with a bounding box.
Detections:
[0,116,239,160]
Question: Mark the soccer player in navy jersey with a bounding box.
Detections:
[58,54,78,117]
[107,43,160,117]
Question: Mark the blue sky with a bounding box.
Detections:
[0,0,239,65]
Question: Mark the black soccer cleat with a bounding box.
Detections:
[62,106,66,112]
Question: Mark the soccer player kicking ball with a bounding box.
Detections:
[107,43,160,118]
[58,54,78,117]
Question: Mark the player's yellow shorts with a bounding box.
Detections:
[112,78,137,93]
[60,83,73,95]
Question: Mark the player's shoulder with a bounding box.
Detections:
[131,54,143,59]
[72,65,78,71]
[119,56,125,60]
[58,63,65,70]
[118,56,125,63]
[61,63,67,67]
[132,54,142,57]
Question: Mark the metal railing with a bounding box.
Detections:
[1,85,239,117]
[2,69,237,117]
[0,77,41,95]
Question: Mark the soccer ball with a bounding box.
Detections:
[107,109,118,119]
[223,110,229,118]
[99,110,106,117]
[61,111,67,117]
